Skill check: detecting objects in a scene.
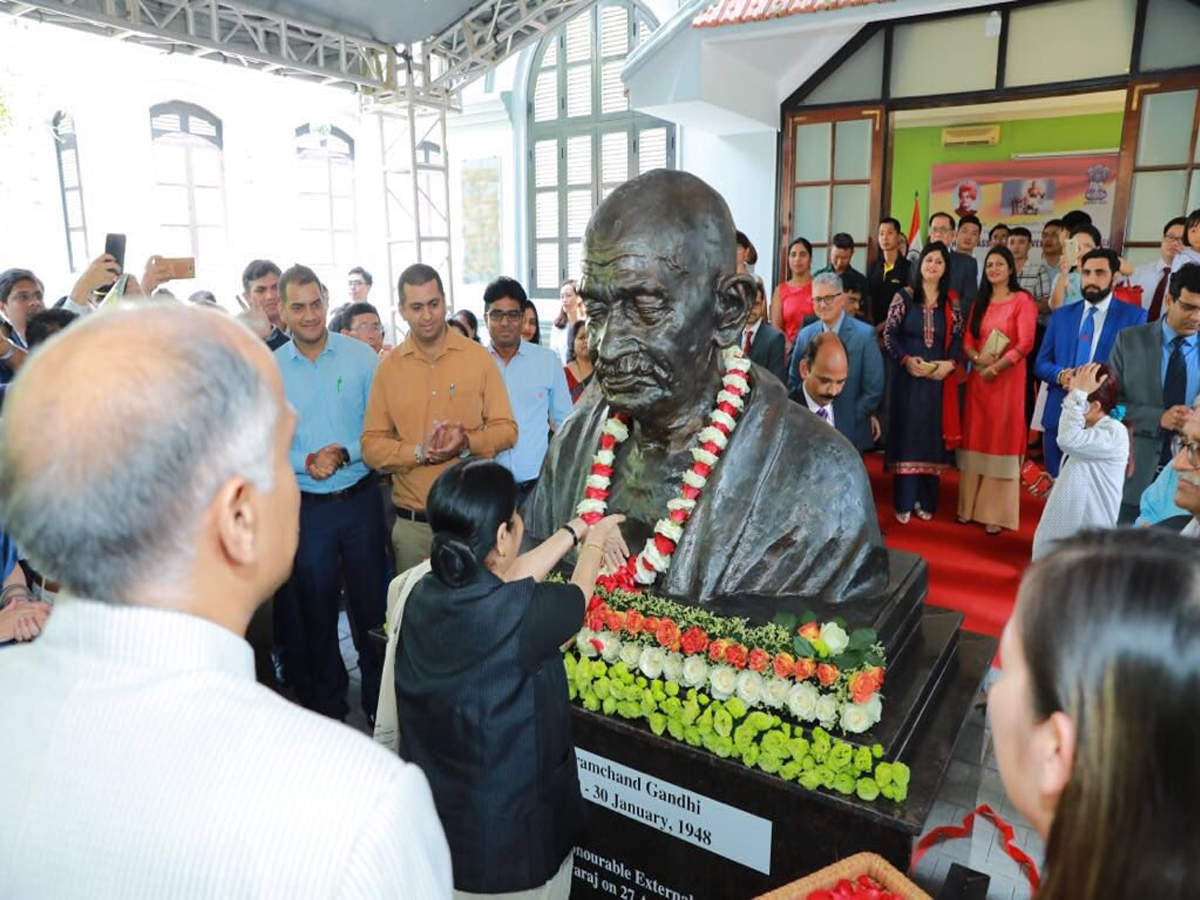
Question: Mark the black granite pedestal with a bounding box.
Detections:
[567,550,997,899]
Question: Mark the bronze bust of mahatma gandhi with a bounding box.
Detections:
[524,169,888,619]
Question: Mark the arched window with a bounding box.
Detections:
[294,124,356,284]
[526,3,674,298]
[149,101,227,260]
[52,111,89,271]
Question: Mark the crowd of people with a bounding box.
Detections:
[0,202,1198,897]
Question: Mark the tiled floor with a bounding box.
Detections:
[339,617,1038,899]
[909,669,1043,900]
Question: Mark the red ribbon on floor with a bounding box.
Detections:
[910,803,1040,892]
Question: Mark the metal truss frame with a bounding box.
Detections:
[425,0,596,93]
[0,0,398,93]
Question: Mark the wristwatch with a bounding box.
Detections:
[458,445,471,460]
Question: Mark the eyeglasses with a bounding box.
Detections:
[348,280,366,288]
[488,309,523,322]
[351,321,383,334]
[812,293,842,304]
[1172,434,1200,467]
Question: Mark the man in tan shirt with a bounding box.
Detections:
[362,264,517,571]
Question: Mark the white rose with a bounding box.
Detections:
[639,646,666,680]
[595,448,615,466]
[681,655,709,688]
[762,677,791,709]
[708,664,737,700]
[839,701,875,734]
[786,682,819,721]
[620,641,643,668]
[865,694,883,726]
[682,469,707,489]
[598,632,622,662]
[735,670,764,707]
[821,622,850,657]
[816,694,840,729]
[662,651,684,684]
[575,628,599,658]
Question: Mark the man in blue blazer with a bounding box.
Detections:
[788,271,884,450]
[1034,248,1146,475]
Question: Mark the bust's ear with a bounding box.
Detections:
[713,273,756,348]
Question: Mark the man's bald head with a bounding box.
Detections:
[801,332,849,407]
[0,304,284,603]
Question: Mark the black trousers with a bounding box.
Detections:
[281,481,390,721]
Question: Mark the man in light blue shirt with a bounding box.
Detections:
[274,264,387,724]
[484,277,572,505]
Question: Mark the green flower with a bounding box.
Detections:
[798,769,822,790]
[832,772,855,795]
[661,696,683,718]
[636,676,647,689]
[741,743,760,767]
[680,701,700,727]
[853,746,874,774]
[616,700,640,719]
[665,681,680,697]
[757,753,782,775]
[696,708,714,735]
[724,697,748,720]
[568,683,577,701]
[799,754,816,771]
[702,732,733,758]
[684,726,702,748]
[640,693,657,717]
[733,723,757,750]
[872,743,884,758]
[814,765,834,789]
[874,762,893,787]
[648,713,667,736]
[593,677,611,700]
[810,740,829,764]
[829,742,853,770]
[780,723,792,739]
[746,711,773,731]
[713,707,733,738]
[564,654,577,678]
[583,694,600,712]
[892,762,911,789]
[698,693,710,706]
[787,737,810,762]
[761,730,788,757]
[602,696,617,716]
[856,778,880,802]
[667,719,685,741]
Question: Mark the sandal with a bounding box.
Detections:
[914,506,933,521]
[985,525,1002,536]
[955,516,969,525]
[895,511,911,525]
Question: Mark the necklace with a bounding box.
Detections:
[575,346,752,589]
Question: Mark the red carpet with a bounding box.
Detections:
[864,453,1044,640]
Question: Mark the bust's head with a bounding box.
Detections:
[579,170,754,422]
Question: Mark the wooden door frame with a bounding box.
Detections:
[777,105,886,285]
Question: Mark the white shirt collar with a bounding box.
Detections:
[744,320,762,343]
[35,596,254,678]
[1082,294,1113,318]
[801,383,834,424]
[821,312,845,334]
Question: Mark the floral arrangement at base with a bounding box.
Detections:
[565,652,910,806]
[571,584,888,736]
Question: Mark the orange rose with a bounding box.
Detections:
[849,671,876,704]
[794,658,817,681]
[643,617,660,635]
[624,608,644,636]
[656,618,681,651]
[724,643,749,669]
[798,621,821,642]
[772,652,796,680]
[748,648,770,673]
[604,609,625,632]
[680,626,709,656]
[816,662,840,687]
[708,638,730,663]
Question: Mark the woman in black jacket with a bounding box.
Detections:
[396,460,626,898]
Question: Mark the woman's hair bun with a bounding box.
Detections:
[430,532,478,588]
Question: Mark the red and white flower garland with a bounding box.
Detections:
[575,346,752,588]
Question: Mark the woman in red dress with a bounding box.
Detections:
[958,245,1038,534]
[769,236,814,352]
[563,319,593,404]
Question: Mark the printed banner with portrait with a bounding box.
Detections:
[930,155,1119,262]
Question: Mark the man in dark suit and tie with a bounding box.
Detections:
[926,212,978,317]
[788,272,884,450]
[1110,262,1200,522]
[744,275,787,382]
[1034,248,1147,476]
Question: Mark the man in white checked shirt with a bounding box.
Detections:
[0,304,451,898]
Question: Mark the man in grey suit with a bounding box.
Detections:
[1110,263,1200,522]
[743,276,787,382]
[788,272,884,450]
[927,212,978,317]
